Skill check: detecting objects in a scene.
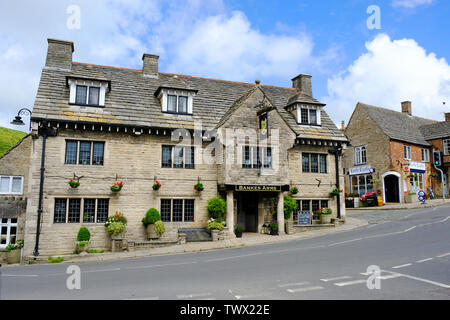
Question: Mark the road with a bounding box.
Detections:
[1,205,449,300]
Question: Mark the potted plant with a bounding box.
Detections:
[284,195,297,234]
[154,220,166,238]
[234,223,244,238]
[207,196,226,220]
[75,227,91,253]
[111,181,124,192]
[290,186,299,195]
[194,182,204,192]
[269,220,279,235]
[330,188,343,197]
[316,208,332,224]
[152,180,162,190]
[6,240,23,264]
[207,220,223,241]
[105,212,128,239]
[405,191,418,204]
[142,208,162,239]
[68,179,80,188]
[360,192,377,207]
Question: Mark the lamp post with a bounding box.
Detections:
[10,108,32,132]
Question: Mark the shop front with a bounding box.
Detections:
[348,165,375,196]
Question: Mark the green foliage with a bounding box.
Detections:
[234,224,244,232]
[269,221,279,231]
[207,220,224,232]
[154,220,166,235]
[6,240,24,251]
[207,196,226,219]
[48,256,64,263]
[77,227,91,242]
[317,208,332,215]
[6,244,16,252]
[89,249,105,254]
[106,221,125,236]
[284,196,297,220]
[142,208,161,226]
[0,126,27,157]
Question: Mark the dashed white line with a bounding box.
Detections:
[123,297,160,300]
[287,286,324,293]
[334,279,367,287]
[278,281,309,288]
[235,293,265,300]
[436,253,450,258]
[416,258,433,263]
[328,238,362,247]
[0,274,39,277]
[206,253,262,262]
[82,268,121,273]
[392,263,412,269]
[381,269,450,289]
[177,292,212,299]
[320,276,352,282]
[125,261,197,270]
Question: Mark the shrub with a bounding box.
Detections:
[142,208,161,226]
[106,221,125,236]
[48,256,64,263]
[269,220,279,231]
[6,244,16,252]
[207,220,224,232]
[154,220,166,235]
[284,196,297,220]
[207,196,227,219]
[234,223,244,232]
[77,227,91,242]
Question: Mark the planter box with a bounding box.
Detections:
[404,194,418,204]
[6,250,21,264]
[211,230,219,242]
[320,214,332,224]
[285,221,294,234]
[146,224,160,240]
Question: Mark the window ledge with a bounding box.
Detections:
[69,103,104,108]
[162,111,193,116]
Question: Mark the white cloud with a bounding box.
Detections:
[392,0,434,9]
[323,34,450,124]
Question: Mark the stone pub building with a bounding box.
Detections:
[22,39,348,256]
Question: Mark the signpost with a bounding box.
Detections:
[418,190,426,204]
[297,211,312,225]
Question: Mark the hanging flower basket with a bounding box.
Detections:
[194,182,204,192]
[290,186,299,195]
[111,181,124,192]
[330,188,343,197]
[152,180,162,190]
[68,180,80,189]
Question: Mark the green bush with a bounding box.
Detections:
[106,221,125,236]
[142,208,161,226]
[207,196,227,219]
[207,220,224,232]
[154,220,166,235]
[77,227,91,242]
[284,196,297,220]
[48,256,64,263]
[6,244,16,252]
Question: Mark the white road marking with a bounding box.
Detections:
[125,261,197,270]
[381,269,450,289]
[287,286,324,293]
[82,268,121,273]
[416,258,433,263]
[392,263,412,269]
[334,279,367,287]
[278,281,309,288]
[123,297,159,300]
[177,292,212,299]
[328,238,362,247]
[320,276,352,282]
[235,293,265,300]
[1,274,39,277]
[377,274,402,280]
[205,253,262,262]
[436,253,450,258]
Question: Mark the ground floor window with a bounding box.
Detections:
[0,218,18,248]
[293,200,329,222]
[350,174,374,196]
[409,173,425,191]
[54,198,109,224]
[160,199,195,222]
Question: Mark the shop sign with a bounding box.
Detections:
[297,211,312,225]
[349,165,374,176]
[409,161,426,172]
[235,185,281,192]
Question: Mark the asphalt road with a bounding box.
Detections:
[1,205,449,300]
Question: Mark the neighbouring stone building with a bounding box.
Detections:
[0,135,31,262]
[21,38,348,256]
[343,101,444,204]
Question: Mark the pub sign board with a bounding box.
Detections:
[259,113,269,139]
[235,185,281,192]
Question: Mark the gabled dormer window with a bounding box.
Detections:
[67,77,110,107]
[297,104,321,126]
[155,87,197,115]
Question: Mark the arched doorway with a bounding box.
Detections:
[384,175,400,203]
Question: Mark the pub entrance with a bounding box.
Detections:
[236,193,259,232]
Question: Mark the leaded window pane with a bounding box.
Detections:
[68,199,81,223]
[253,147,261,169]
[173,200,183,222]
[75,86,87,104]
[174,146,184,169]
[301,109,309,124]
[312,200,320,213]
[302,153,310,173]
[1,226,6,245]
[65,141,78,164]
[264,148,272,169]
[320,154,327,173]
[83,199,96,223]
[311,154,319,173]
[168,95,177,112]
[309,109,317,124]
[321,200,329,209]
[88,87,100,105]
[185,147,195,169]
[301,200,310,212]
[243,146,251,168]
[97,199,109,223]
[161,200,171,222]
[178,96,188,113]
[162,146,172,168]
[92,142,104,166]
[54,199,67,223]
[79,141,91,165]
[184,200,195,222]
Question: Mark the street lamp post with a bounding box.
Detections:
[10,108,32,132]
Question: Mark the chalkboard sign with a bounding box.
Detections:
[297,211,312,225]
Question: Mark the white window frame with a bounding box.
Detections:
[157,89,195,115]
[444,139,450,156]
[0,218,18,248]
[421,149,430,162]
[68,79,108,107]
[404,145,412,160]
[354,146,367,165]
[409,173,425,192]
[296,104,321,126]
[0,176,24,195]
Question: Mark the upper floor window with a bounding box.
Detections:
[302,153,327,173]
[421,149,430,162]
[242,146,272,169]
[0,176,23,195]
[296,105,321,126]
[65,140,105,166]
[67,77,109,107]
[162,145,195,169]
[444,139,450,156]
[155,87,197,115]
[354,146,367,165]
[404,145,412,160]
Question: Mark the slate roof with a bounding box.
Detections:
[286,91,325,106]
[32,61,347,141]
[419,121,450,140]
[356,102,437,146]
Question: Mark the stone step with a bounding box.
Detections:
[178,228,211,242]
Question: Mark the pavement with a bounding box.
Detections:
[1,204,449,300]
[347,198,450,211]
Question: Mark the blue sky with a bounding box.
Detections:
[0,0,448,131]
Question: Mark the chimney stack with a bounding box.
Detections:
[142,53,159,78]
[45,39,74,71]
[401,101,412,116]
[292,74,313,96]
[445,112,450,122]
[341,121,345,130]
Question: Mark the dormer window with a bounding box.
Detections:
[297,104,321,126]
[155,87,197,115]
[67,77,110,107]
